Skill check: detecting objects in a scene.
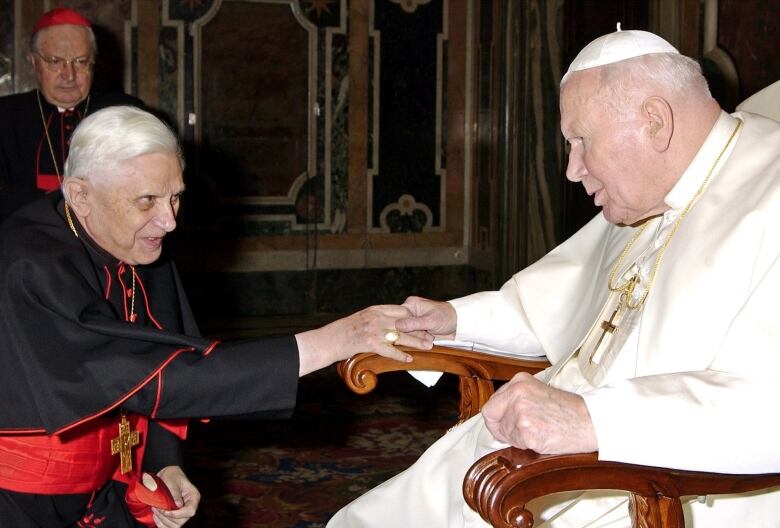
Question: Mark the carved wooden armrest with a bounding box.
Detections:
[337,346,549,422]
[464,447,780,528]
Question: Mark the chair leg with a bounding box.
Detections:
[630,493,685,528]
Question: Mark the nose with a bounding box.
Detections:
[153,202,178,233]
[60,61,77,81]
[565,146,587,183]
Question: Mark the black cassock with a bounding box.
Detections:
[0,89,144,221]
[0,193,300,526]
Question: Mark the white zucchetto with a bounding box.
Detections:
[563,23,679,81]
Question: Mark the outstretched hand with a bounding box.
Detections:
[295,304,433,376]
[152,465,200,527]
[481,372,598,454]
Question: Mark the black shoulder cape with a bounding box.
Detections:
[0,193,299,434]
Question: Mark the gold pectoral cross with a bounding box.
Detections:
[111,412,140,474]
[589,274,640,365]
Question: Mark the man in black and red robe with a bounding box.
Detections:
[0,106,416,525]
[0,7,142,221]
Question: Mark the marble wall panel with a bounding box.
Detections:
[369,0,445,232]
[201,3,310,199]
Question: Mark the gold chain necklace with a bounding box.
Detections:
[607,118,742,310]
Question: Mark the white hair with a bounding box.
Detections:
[30,25,97,56]
[603,52,710,97]
[561,52,712,113]
[63,106,184,194]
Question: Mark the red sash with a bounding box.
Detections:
[0,414,134,495]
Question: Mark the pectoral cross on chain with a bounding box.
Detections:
[111,412,140,474]
[589,274,640,365]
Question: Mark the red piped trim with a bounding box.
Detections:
[35,112,61,190]
[35,135,44,182]
[133,270,163,330]
[102,265,112,299]
[151,372,163,419]
[195,342,220,424]
[203,340,220,356]
[59,111,66,164]
[50,346,195,436]
[0,425,46,434]
[117,264,130,322]
[0,340,196,435]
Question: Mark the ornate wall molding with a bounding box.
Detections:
[390,0,431,15]
[184,0,347,234]
[367,0,448,233]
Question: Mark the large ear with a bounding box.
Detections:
[28,50,39,73]
[62,178,91,217]
[642,96,673,152]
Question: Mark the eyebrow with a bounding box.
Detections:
[38,52,93,60]
[134,186,186,199]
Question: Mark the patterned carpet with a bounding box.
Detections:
[185,368,459,527]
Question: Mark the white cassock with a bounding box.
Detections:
[329,110,780,528]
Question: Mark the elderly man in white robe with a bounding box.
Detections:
[328,28,780,528]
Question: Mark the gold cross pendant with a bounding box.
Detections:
[110,412,140,474]
[589,274,640,365]
[589,303,623,364]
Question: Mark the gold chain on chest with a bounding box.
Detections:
[607,118,742,310]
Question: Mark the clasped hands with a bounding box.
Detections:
[297,295,597,454]
[354,296,597,454]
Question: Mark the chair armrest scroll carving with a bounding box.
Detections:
[463,447,780,528]
[337,346,549,422]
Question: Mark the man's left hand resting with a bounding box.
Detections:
[482,372,598,454]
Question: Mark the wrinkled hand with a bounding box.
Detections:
[396,296,457,340]
[482,372,597,454]
[152,465,200,528]
[296,304,433,376]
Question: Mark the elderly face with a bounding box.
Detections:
[31,24,94,109]
[81,152,184,265]
[560,70,669,225]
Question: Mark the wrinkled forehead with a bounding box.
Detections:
[559,70,603,127]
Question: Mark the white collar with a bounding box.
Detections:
[664,111,740,210]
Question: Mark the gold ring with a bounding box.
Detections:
[384,329,400,344]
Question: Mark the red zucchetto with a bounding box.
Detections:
[33,7,91,33]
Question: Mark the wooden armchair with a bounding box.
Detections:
[337,344,549,424]
[338,346,780,528]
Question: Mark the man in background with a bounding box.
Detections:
[0,7,143,220]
